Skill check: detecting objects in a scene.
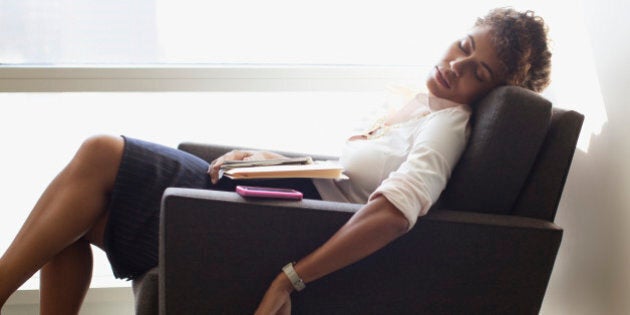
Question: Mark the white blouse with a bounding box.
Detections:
[313,90,471,230]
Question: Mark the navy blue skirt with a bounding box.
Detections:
[103,136,321,280]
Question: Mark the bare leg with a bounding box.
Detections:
[0,135,123,311]
[40,239,93,315]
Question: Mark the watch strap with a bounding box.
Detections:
[282,262,306,291]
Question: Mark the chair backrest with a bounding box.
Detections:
[511,107,584,221]
[434,86,584,222]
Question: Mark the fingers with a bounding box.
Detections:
[245,151,286,161]
[208,159,222,185]
[207,150,287,184]
[242,152,267,161]
[208,150,252,184]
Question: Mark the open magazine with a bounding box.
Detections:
[220,157,347,180]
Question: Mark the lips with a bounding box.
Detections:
[434,66,451,89]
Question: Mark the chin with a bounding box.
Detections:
[425,79,440,96]
[426,80,449,100]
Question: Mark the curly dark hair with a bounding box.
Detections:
[475,7,552,92]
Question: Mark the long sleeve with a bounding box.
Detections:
[369,107,470,230]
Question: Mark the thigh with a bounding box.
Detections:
[102,136,212,280]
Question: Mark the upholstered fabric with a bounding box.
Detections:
[435,86,552,215]
[158,188,562,314]
[132,267,159,314]
[512,107,584,220]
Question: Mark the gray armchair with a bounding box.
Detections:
[132,86,584,314]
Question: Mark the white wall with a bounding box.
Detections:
[541,0,630,314]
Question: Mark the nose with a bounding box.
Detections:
[449,57,473,77]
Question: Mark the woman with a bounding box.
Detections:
[0,7,551,314]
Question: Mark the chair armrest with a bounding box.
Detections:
[159,188,562,315]
[177,142,339,164]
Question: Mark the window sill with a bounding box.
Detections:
[0,64,424,92]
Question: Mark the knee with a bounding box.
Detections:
[80,134,122,149]
[79,134,123,157]
[74,135,124,172]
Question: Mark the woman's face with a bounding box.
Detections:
[426,26,507,104]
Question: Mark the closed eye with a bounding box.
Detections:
[475,69,485,82]
[458,39,469,54]
[458,38,484,82]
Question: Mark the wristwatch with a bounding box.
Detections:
[282,262,306,291]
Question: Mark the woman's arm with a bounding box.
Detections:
[255,195,410,314]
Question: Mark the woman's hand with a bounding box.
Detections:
[207,150,287,184]
[254,273,293,315]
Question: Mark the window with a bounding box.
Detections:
[1,0,496,66]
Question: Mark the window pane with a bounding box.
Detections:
[0,0,505,65]
[0,0,159,64]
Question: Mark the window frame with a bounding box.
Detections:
[0,65,423,92]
